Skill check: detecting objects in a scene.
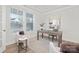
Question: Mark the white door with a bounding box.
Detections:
[0,6,2,52]
[0,6,6,52]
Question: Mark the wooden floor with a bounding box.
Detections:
[4,43,34,53]
[4,37,60,53]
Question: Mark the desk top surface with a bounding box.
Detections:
[38,30,62,33]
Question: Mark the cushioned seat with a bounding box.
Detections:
[60,42,79,53]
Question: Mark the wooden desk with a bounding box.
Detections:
[37,30,62,47]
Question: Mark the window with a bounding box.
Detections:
[10,8,23,32]
[26,13,33,31]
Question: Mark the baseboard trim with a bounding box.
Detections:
[62,40,79,45]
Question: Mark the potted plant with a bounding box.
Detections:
[40,23,45,30]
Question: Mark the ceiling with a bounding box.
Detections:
[24,5,71,13]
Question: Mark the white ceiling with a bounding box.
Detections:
[24,5,71,13]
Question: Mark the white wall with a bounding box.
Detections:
[5,5,42,45]
[43,6,79,43]
[5,5,79,45]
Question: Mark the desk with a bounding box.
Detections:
[37,30,62,47]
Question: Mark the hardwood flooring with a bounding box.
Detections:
[4,37,60,53]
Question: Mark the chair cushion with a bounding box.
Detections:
[60,43,79,53]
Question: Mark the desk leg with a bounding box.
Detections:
[58,34,62,47]
[37,31,39,40]
[52,35,54,41]
[42,33,43,38]
[48,34,50,39]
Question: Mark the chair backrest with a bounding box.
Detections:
[19,31,25,35]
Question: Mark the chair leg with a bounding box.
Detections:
[25,40,27,52]
[18,42,23,53]
[18,45,20,53]
[17,40,28,53]
[42,33,43,38]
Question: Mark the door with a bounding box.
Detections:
[0,6,6,52]
[0,6,3,52]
